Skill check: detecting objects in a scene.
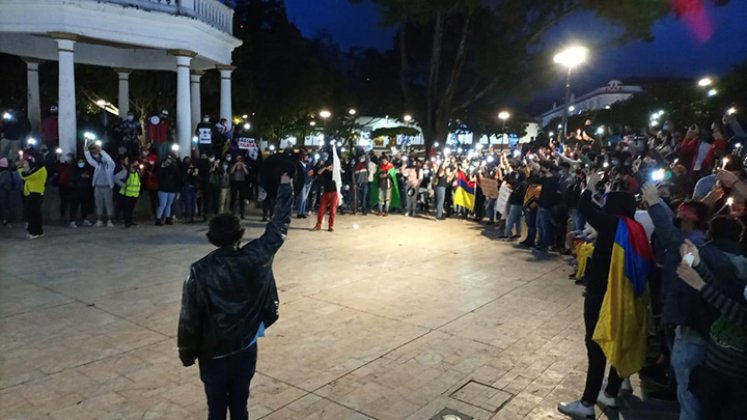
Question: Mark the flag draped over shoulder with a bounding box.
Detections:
[593,217,654,378]
[369,164,401,209]
[453,169,475,210]
[332,144,343,206]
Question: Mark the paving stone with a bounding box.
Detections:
[0,214,677,419]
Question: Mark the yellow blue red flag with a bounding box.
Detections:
[593,217,653,378]
[453,170,475,210]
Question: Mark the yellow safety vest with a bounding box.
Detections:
[122,172,141,198]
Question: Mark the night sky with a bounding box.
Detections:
[285,0,747,107]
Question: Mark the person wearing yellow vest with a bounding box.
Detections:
[18,153,48,239]
[121,160,142,228]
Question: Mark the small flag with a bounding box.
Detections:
[453,169,475,210]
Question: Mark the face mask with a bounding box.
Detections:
[203,118,210,123]
[208,157,215,162]
[222,164,229,170]
[226,156,231,162]
[127,115,134,121]
[78,162,85,168]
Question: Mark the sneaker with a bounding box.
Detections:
[107,221,115,228]
[165,218,173,225]
[261,217,268,222]
[155,219,164,226]
[557,400,595,418]
[69,221,78,228]
[328,227,334,232]
[312,225,321,231]
[94,220,104,228]
[596,391,618,409]
[83,220,93,227]
[26,233,44,240]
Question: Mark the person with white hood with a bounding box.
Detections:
[84,138,116,227]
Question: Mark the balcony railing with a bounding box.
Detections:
[105,0,234,33]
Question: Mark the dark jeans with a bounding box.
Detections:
[69,188,92,222]
[689,364,747,419]
[148,190,159,217]
[356,182,369,214]
[0,187,9,222]
[230,180,247,216]
[123,196,137,226]
[59,186,72,218]
[262,198,275,219]
[536,206,552,250]
[183,185,197,220]
[552,205,568,248]
[199,345,257,420]
[523,207,537,246]
[23,193,44,235]
[582,292,623,404]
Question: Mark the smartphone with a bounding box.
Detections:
[683,253,695,267]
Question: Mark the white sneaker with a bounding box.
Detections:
[107,221,115,228]
[83,220,93,227]
[596,391,618,409]
[94,220,104,228]
[26,233,43,240]
[558,400,595,418]
[69,221,78,228]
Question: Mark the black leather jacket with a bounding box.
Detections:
[177,184,293,366]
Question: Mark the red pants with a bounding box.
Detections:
[316,191,339,228]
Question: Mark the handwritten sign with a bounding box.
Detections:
[481,178,499,199]
[495,181,513,219]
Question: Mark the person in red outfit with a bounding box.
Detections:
[312,158,338,232]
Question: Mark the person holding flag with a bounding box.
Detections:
[558,171,653,419]
[312,145,342,232]
[453,165,476,215]
[370,155,400,216]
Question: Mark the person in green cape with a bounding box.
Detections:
[370,155,400,216]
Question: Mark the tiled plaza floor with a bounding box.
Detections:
[0,212,677,419]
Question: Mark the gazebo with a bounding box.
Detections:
[0,0,242,156]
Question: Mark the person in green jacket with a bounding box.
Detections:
[18,153,48,239]
[121,159,142,228]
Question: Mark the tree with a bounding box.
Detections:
[353,0,729,152]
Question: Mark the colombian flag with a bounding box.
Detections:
[453,170,475,210]
[593,217,653,378]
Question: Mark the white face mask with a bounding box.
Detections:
[203,118,210,123]
[127,115,134,121]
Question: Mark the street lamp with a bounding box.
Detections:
[708,89,718,97]
[698,77,713,87]
[319,110,331,119]
[403,114,413,123]
[553,45,588,143]
[498,111,510,150]
[348,108,357,116]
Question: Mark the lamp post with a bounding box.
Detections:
[498,111,510,151]
[554,45,588,144]
[319,110,331,147]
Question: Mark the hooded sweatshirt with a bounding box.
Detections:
[84,150,115,188]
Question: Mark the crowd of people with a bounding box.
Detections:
[3,103,747,419]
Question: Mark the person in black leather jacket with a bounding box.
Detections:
[177,173,292,420]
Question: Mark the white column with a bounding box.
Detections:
[175,54,193,156]
[114,69,131,118]
[217,65,235,130]
[24,59,43,135]
[54,35,77,158]
[190,70,203,130]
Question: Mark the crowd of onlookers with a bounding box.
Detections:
[3,103,747,418]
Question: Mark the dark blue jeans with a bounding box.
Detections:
[356,182,369,214]
[199,344,257,420]
[536,207,552,250]
[183,186,197,220]
[523,207,537,246]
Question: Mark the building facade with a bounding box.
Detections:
[0,0,242,156]
[538,80,643,129]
